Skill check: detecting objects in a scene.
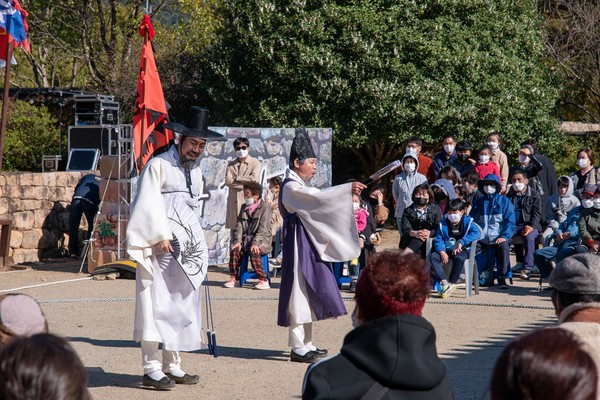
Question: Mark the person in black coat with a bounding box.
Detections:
[68,174,100,258]
[506,170,542,280]
[302,251,454,400]
[399,183,443,258]
[520,139,558,224]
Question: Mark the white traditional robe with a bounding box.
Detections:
[280,169,360,326]
[127,146,208,351]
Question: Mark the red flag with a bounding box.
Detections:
[0,0,30,67]
[133,14,173,172]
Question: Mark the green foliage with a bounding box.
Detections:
[195,0,561,173]
[3,100,59,171]
[98,220,116,238]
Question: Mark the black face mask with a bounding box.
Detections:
[414,197,428,206]
[457,153,469,163]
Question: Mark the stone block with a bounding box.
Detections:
[5,174,17,186]
[0,175,5,186]
[21,229,42,249]
[55,173,70,187]
[32,186,49,199]
[21,199,41,211]
[0,198,8,215]
[18,173,33,186]
[12,248,39,264]
[42,173,57,187]
[13,211,34,229]
[9,230,22,248]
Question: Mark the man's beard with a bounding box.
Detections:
[180,157,196,171]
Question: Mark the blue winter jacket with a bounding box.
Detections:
[470,174,516,244]
[433,214,481,253]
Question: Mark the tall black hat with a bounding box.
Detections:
[289,128,316,164]
[164,106,226,141]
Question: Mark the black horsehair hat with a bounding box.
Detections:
[289,128,316,164]
[164,106,226,141]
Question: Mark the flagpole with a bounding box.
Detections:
[0,41,13,172]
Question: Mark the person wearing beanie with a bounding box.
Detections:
[0,294,48,349]
[277,128,366,364]
[575,184,600,254]
[302,251,454,399]
[549,253,600,392]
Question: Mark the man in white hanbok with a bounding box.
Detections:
[277,129,366,363]
[127,107,226,390]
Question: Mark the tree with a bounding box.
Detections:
[539,0,600,123]
[3,100,59,171]
[195,0,560,178]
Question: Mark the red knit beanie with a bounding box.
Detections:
[355,251,429,322]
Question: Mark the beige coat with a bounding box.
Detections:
[224,156,261,229]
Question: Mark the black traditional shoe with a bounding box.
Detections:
[497,279,509,290]
[290,350,317,363]
[311,348,328,358]
[165,373,200,385]
[142,374,176,390]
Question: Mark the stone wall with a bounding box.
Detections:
[0,171,92,265]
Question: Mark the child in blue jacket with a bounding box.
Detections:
[430,198,481,298]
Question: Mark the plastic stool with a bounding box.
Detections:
[332,262,352,289]
[239,254,270,285]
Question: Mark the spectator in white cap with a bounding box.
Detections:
[549,253,600,391]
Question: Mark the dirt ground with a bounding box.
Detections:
[0,229,558,400]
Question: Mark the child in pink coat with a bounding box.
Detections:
[474,144,501,181]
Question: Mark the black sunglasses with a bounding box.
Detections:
[235,146,248,150]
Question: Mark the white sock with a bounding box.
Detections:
[441,280,449,287]
[166,368,186,378]
[305,344,317,351]
[292,347,310,356]
[147,370,167,381]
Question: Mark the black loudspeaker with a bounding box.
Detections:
[68,125,118,156]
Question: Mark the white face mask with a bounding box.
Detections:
[404,162,416,173]
[594,199,600,210]
[487,141,498,150]
[447,213,462,224]
[512,182,525,192]
[236,149,249,158]
[352,202,360,211]
[518,154,529,164]
[406,147,418,156]
[245,197,255,206]
[479,155,490,163]
[444,144,455,154]
[577,158,589,169]
[582,199,594,209]
[484,185,496,195]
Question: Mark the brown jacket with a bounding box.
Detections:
[224,156,261,229]
[231,200,273,255]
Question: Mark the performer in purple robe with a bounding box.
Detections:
[278,128,366,363]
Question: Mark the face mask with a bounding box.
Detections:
[457,153,469,163]
[512,182,525,192]
[582,199,594,209]
[245,197,255,206]
[479,155,490,163]
[463,183,472,192]
[352,202,360,211]
[447,213,462,224]
[236,149,249,158]
[484,185,496,195]
[594,199,600,209]
[518,154,529,164]
[414,197,428,206]
[406,147,418,156]
[444,144,455,154]
[487,141,498,150]
[577,158,589,168]
[404,163,416,173]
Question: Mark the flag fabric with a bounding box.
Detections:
[133,14,173,172]
[0,0,30,67]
